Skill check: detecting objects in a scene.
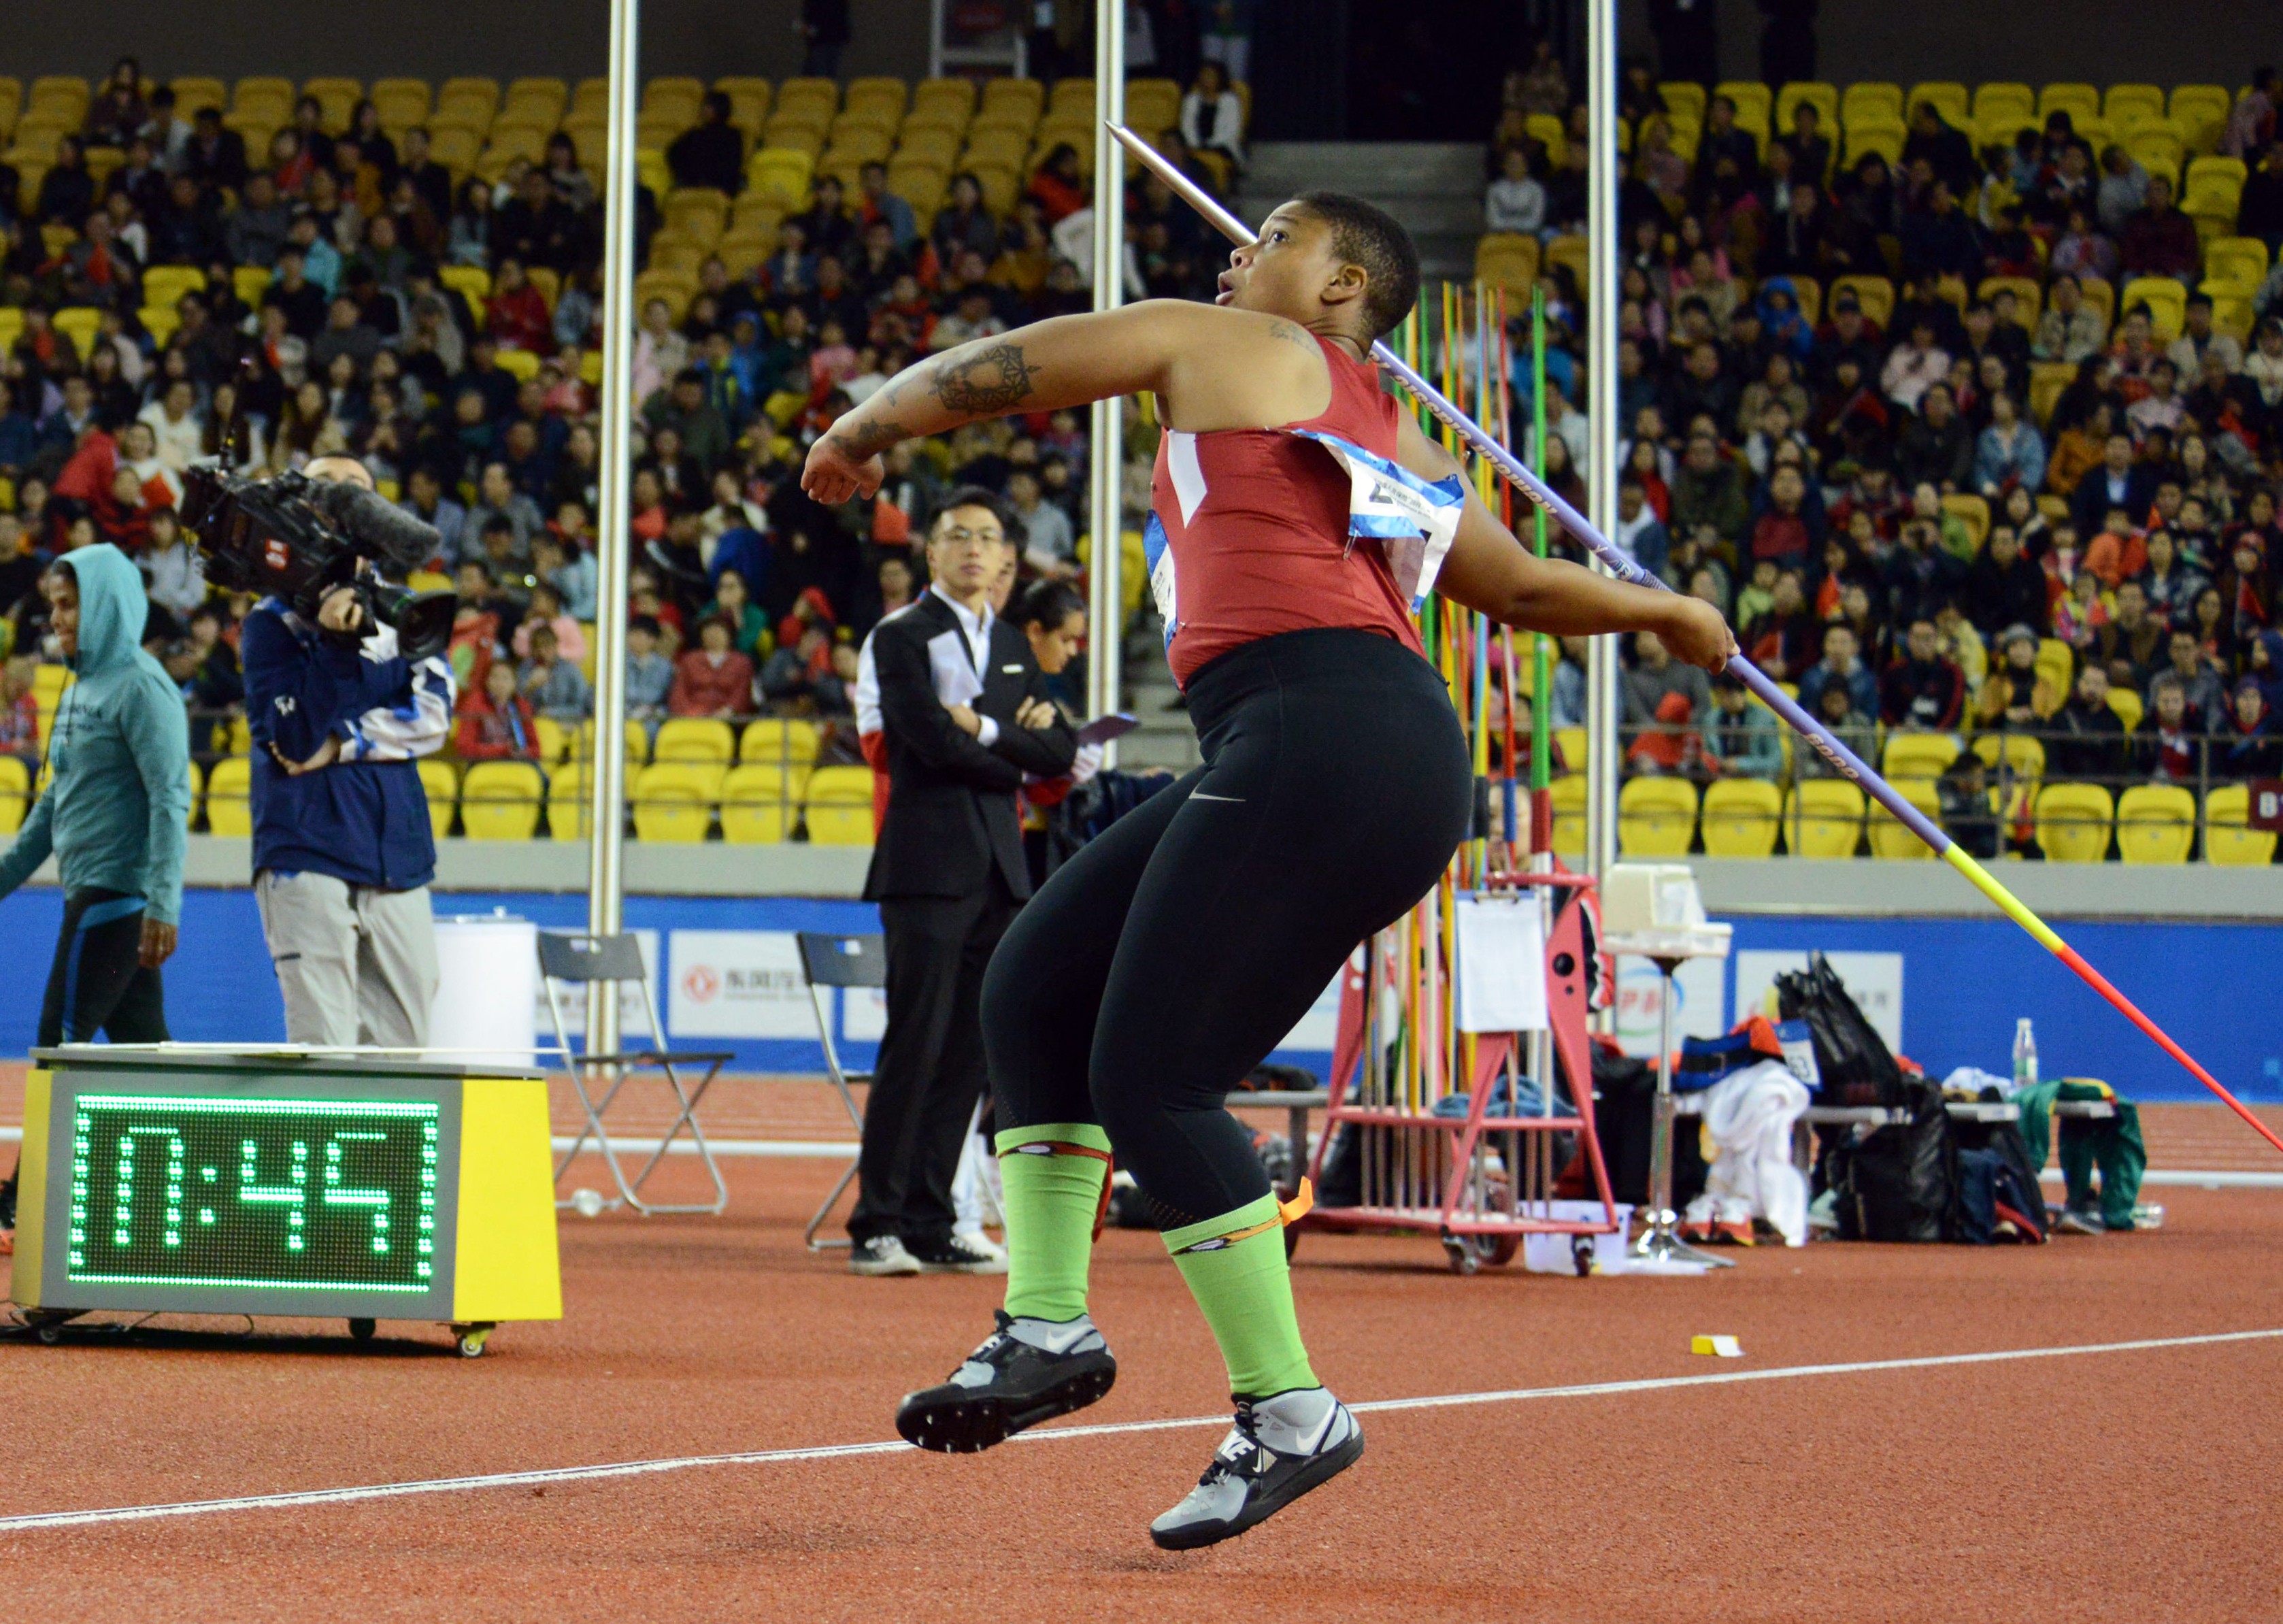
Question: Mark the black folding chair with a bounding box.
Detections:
[796,931,886,1249]
[539,930,733,1216]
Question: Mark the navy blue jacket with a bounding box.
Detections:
[243,600,439,891]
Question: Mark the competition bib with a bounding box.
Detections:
[1288,429,1467,610]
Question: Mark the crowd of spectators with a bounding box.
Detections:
[1486,57,2283,810]
[0,52,1251,778]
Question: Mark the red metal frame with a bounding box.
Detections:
[1300,866,1621,1257]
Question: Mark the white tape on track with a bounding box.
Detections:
[2,1327,2276,1533]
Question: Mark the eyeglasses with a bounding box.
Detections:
[935,527,1004,549]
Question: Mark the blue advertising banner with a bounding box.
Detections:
[3,889,2276,1106]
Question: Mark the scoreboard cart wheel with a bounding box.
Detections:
[1442,1236,1480,1275]
[348,1318,377,1342]
[452,1321,495,1358]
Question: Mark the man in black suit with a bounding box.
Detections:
[852,488,1078,1276]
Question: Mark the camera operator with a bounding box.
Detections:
[244,453,457,1047]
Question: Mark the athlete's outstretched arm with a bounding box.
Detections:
[1395,413,1737,672]
[804,301,1242,504]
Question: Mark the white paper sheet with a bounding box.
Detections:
[1454,893,1548,1033]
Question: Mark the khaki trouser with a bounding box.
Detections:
[254,870,438,1048]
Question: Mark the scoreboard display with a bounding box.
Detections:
[13,1048,560,1332]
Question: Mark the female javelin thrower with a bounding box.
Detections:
[803,192,1734,1548]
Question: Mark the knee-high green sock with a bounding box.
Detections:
[1164,1193,1318,1398]
[995,1123,1112,1322]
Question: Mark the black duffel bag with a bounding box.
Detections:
[1776,952,1902,1108]
[1825,1075,1953,1241]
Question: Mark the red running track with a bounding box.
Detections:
[4,1152,2280,1621]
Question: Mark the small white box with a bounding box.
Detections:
[1521,1201,1635,1275]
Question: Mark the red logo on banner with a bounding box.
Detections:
[681,965,720,1003]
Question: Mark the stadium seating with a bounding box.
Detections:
[2202,785,2276,867]
[0,755,27,835]
[416,759,459,839]
[1700,777,1781,857]
[1548,773,1587,858]
[2114,784,2195,865]
[720,763,798,844]
[460,761,546,840]
[2034,783,2114,863]
[631,761,724,842]
[1784,780,1865,858]
[205,756,253,836]
[1867,779,1941,859]
[803,765,877,844]
[652,717,736,763]
[1618,776,1698,857]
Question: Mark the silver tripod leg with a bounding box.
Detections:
[1632,955,1733,1269]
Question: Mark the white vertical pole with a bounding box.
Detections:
[585,0,640,1055]
[1583,0,1622,906]
[1086,0,1127,755]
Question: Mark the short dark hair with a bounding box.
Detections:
[933,485,1022,546]
[1011,578,1086,631]
[1292,190,1419,340]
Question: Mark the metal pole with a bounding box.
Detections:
[1086,0,1127,755]
[1582,0,1622,897]
[584,0,640,1058]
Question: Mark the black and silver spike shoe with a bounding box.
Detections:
[1149,1388,1364,1550]
[895,1310,1117,1453]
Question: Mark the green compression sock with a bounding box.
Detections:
[1164,1193,1318,1398]
[995,1123,1112,1322]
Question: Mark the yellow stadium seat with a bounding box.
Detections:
[1544,234,1588,288]
[1907,82,1968,125]
[563,718,648,767]
[776,76,843,125]
[632,761,724,842]
[0,755,28,835]
[2114,784,2194,865]
[1656,81,1705,125]
[2203,236,2270,293]
[2127,127,2184,185]
[1839,82,1901,126]
[435,76,501,127]
[503,76,569,125]
[1831,274,1893,327]
[911,76,977,125]
[2034,782,2112,863]
[633,268,697,323]
[1971,83,2035,126]
[663,186,731,242]
[230,76,292,115]
[51,307,99,358]
[369,78,431,132]
[2036,82,2098,123]
[1842,120,1903,168]
[1618,776,1698,857]
[653,716,735,763]
[163,76,224,119]
[2028,359,2076,427]
[720,763,798,844]
[532,716,571,768]
[2119,277,2185,342]
[567,77,611,122]
[804,763,878,845]
[460,760,545,840]
[547,761,594,838]
[1700,777,1781,858]
[1940,493,1990,550]
[712,76,771,133]
[748,146,815,209]
[1867,778,1941,860]
[141,264,207,308]
[1978,274,2042,329]
[1548,773,1588,858]
[1882,733,1962,781]
[2203,784,2277,866]
[1554,725,1587,772]
[1784,780,1865,858]
[139,305,182,348]
[1473,233,1541,296]
[980,77,1044,125]
[1774,81,1837,133]
[641,76,706,120]
[2211,293,2255,344]
[2105,84,2165,126]
[2169,85,2231,153]
[1971,731,2046,789]
[201,754,250,836]
[2106,687,2143,733]
[416,759,459,838]
[2035,638,2076,701]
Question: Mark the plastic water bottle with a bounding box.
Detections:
[2012,1018,2038,1092]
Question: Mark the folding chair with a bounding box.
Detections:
[796,930,886,1249]
[539,931,733,1216]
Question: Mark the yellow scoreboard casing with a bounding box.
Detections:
[14,1047,561,1334]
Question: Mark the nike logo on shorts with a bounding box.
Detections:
[1190,792,1244,803]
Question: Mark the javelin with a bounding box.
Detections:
[1107,122,2283,1156]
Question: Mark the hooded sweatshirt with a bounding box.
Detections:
[0,544,190,922]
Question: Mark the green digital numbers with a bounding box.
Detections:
[67,1097,443,1293]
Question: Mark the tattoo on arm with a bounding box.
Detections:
[833,419,902,459]
[1267,320,1318,352]
[929,341,1041,414]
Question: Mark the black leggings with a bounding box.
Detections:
[982,628,1472,1229]
[38,887,170,1048]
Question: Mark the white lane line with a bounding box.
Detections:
[3,1327,2276,1534]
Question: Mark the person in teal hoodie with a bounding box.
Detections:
[0,543,190,1244]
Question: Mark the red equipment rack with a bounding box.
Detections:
[1297,867,1622,1274]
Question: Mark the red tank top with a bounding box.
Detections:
[1146,335,1424,685]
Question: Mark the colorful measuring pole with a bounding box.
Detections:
[1103,118,2283,1157]
[1528,285,1552,850]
